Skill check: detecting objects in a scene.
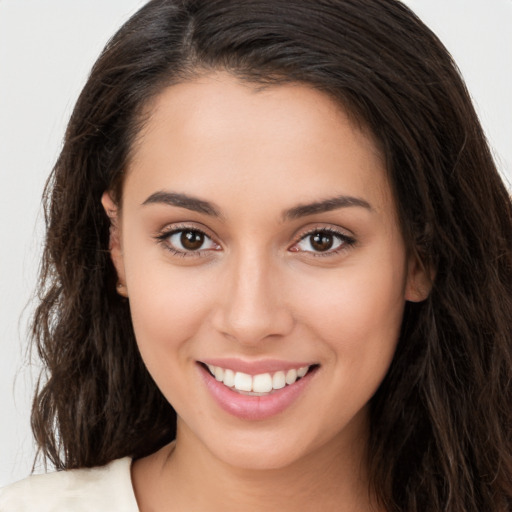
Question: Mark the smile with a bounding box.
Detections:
[199,361,319,420]
[205,364,311,396]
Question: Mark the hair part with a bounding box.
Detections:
[31,1,512,511]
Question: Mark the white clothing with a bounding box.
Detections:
[0,457,138,511]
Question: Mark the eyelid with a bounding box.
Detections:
[289,225,356,255]
[154,222,221,256]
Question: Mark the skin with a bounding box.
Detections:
[103,72,429,511]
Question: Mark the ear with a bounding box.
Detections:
[405,253,433,303]
[101,191,128,297]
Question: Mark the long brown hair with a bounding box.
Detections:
[31,1,512,510]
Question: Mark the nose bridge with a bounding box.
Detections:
[214,245,293,344]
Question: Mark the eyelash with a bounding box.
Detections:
[290,227,356,257]
[154,224,220,257]
[154,225,355,257]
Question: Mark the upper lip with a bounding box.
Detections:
[199,358,316,375]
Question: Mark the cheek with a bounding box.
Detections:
[294,253,407,360]
[125,263,217,411]
[129,275,207,340]
[123,246,215,365]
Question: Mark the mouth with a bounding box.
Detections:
[201,362,318,396]
[198,359,319,420]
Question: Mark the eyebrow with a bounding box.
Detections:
[283,195,373,220]
[142,190,372,220]
[142,191,221,217]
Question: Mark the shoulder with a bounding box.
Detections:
[0,457,139,512]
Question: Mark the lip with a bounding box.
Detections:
[200,357,313,375]
[198,361,318,421]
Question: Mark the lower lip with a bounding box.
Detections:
[198,364,317,421]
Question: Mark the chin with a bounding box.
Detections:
[211,437,309,471]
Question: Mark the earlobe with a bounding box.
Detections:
[405,254,433,303]
[101,191,127,296]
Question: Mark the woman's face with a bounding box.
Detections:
[104,73,427,470]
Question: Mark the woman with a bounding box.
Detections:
[1,0,511,510]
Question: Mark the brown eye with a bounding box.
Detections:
[310,232,334,252]
[292,229,353,255]
[163,228,220,254]
[181,230,205,250]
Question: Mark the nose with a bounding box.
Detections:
[211,250,294,345]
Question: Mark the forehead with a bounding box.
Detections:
[124,72,392,218]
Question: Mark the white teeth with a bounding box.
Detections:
[214,366,224,382]
[223,368,235,388]
[297,366,308,378]
[285,369,298,385]
[272,371,286,390]
[234,372,253,392]
[205,364,312,393]
[252,373,273,393]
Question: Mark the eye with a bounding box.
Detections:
[157,227,220,255]
[290,228,354,254]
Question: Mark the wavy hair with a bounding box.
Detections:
[31,1,512,510]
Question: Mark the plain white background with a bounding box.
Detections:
[1,0,511,486]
